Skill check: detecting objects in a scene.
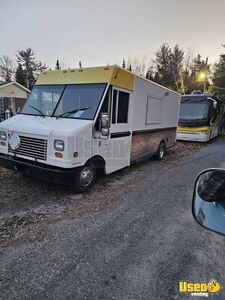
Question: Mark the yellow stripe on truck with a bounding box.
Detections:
[177,126,210,134]
[36,65,134,91]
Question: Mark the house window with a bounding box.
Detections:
[112,90,129,124]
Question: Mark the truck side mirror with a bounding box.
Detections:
[100,113,109,137]
[192,168,225,236]
[213,101,217,110]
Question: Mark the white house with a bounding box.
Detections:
[0,81,30,121]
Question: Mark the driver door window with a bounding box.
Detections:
[112,89,129,124]
[94,87,111,131]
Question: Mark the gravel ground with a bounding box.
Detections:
[0,141,203,247]
[1,137,225,299]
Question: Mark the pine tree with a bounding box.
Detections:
[153,43,184,91]
[146,68,154,81]
[16,48,46,90]
[213,54,225,88]
[15,64,27,88]
[154,43,172,86]
[210,53,225,99]
[188,54,210,92]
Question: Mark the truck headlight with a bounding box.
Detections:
[54,139,64,151]
[0,131,7,141]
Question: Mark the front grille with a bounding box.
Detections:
[8,136,48,161]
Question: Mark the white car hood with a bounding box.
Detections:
[0,114,93,136]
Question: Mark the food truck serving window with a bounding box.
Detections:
[21,83,107,120]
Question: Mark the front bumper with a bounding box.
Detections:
[0,154,76,186]
[176,132,209,142]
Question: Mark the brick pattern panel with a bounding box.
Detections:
[131,128,176,161]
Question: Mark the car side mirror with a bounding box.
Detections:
[192,168,225,236]
[100,113,110,137]
[101,113,109,129]
[101,128,109,136]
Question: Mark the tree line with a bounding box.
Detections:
[0,49,81,91]
[122,43,225,99]
[0,44,225,99]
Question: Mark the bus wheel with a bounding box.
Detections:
[155,141,166,160]
[73,163,96,193]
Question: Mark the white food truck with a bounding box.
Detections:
[0,66,180,192]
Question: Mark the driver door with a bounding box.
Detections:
[93,87,132,174]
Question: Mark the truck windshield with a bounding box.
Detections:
[20,83,107,120]
[53,83,106,119]
[21,85,64,116]
[179,98,210,121]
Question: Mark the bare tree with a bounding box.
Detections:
[59,61,67,70]
[183,48,195,71]
[127,55,151,77]
[0,55,15,82]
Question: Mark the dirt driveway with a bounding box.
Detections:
[2,139,225,299]
[0,142,202,247]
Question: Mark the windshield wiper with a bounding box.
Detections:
[28,105,45,117]
[56,107,90,119]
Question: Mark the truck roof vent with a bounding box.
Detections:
[191,90,203,95]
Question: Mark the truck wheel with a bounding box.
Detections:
[73,163,96,193]
[155,142,166,160]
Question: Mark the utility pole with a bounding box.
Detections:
[55,60,60,70]
[122,58,126,69]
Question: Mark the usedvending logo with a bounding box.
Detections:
[179,280,221,297]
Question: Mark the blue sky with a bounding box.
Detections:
[1,0,225,68]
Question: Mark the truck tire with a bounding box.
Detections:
[155,141,166,160]
[73,163,96,193]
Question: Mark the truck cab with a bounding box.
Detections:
[0,65,180,192]
[0,66,133,192]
